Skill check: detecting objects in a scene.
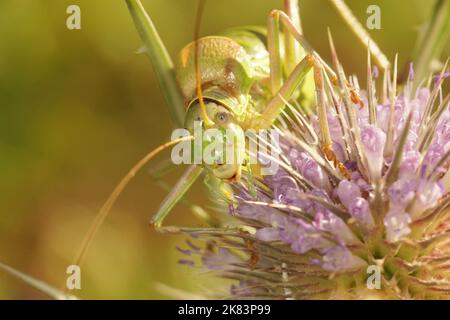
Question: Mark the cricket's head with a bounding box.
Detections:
[185,99,246,182]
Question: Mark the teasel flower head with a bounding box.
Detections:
[177,45,450,299]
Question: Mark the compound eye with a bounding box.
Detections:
[215,111,230,125]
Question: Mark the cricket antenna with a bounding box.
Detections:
[67,136,193,283]
[194,0,213,127]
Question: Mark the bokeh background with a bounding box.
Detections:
[0,0,448,299]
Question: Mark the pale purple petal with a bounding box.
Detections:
[337,180,361,208]
[318,246,366,272]
[348,197,375,229]
[388,179,417,206]
[202,248,241,270]
[280,218,329,254]
[361,125,386,181]
[416,180,443,210]
[384,208,412,242]
[255,228,280,241]
[313,211,359,245]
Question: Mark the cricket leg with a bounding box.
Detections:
[282,0,316,111]
[151,164,203,231]
[265,8,334,120]
[260,49,351,178]
[270,10,337,81]
[152,166,243,235]
[275,8,366,112]
[283,0,302,74]
[268,2,307,94]
[255,54,314,129]
[125,0,185,127]
[152,166,238,234]
[267,7,282,95]
[149,159,215,225]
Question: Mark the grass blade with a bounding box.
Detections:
[0,261,77,300]
[125,0,185,127]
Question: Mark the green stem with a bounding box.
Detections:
[412,0,450,87]
[125,0,185,127]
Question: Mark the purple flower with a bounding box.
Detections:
[399,149,421,177]
[348,197,374,229]
[361,125,386,181]
[176,53,450,299]
[318,246,366,272]
[408,62,414,81]
[288,149,331,190]
[337,180,361,208]
[313,211,359,245]
[280,218,329,254]
[384,208,412,242]
[255,227,280,241]
[388,179,418,206]
[202,248,241,270]
[410,180,444,218]
[372,65,379,78]
[433,71,450,86]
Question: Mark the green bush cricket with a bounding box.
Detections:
[71,0,392,270]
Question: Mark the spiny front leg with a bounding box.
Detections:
[270,9,338,83]
[260,7,328,129]
[283,0,302,74]
[152,165,239,234]
[254,54,314,129]
[151,165,203,231]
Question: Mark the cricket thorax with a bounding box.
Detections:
[176,30,271,122]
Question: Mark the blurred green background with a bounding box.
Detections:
[0,0,448,299]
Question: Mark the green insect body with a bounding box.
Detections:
[117,0,384,233]
[123,0,326,231]
[176,31,268,182]
[177,30,269,122]
[176,26,317,183]
[177,27,313,130]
